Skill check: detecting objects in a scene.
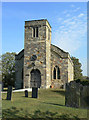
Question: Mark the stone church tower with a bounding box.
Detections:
[24,19,51,89]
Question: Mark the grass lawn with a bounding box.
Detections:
[2,88,87,119]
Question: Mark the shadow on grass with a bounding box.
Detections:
[2,107,85,120]
[42,101,65,107]
[21,96,32,98]
[52,89,65,96]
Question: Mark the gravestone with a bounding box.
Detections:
[32,87,38,98]
[25,90,28,97]
[65,81,89,109]
[65,81,80,108]
[80,86,89,109]
[7,85,12,100]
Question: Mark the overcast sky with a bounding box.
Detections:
[2,2,87,76]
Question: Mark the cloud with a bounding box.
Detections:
[78,13,84,17]
[63,10,68,14]
[70,4,75,8]
[73,7,80,12]
[52,12,87,55]
[58,17,63,21]
[66,14,70,17]
[52,7,87,75]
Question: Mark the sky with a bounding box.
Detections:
[2,2,87,76]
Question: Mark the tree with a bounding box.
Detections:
[0,52,16,87]
[71,57,83,80]
[0,60,2,82]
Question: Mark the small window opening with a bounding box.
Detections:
[33,27,38,37]
[33,28,35,37]
[57,67,60,79]
[36,27,38,37]
[53,68,56,79]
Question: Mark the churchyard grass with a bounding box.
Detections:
[2,88,87,119]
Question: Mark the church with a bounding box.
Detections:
[15,19,74,89]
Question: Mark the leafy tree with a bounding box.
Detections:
[71,57,83,80]
[0,52,16,87]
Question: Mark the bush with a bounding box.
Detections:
[75,79,89,86]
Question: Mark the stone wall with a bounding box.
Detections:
[15,50,24,89]
[65,81,89,109]
[51,45,68,88]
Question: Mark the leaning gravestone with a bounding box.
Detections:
[7,85,12,100]
[32,87,38,98]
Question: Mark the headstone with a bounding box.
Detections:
[80,86,89,109]
[32,87,38,98]
[87,109,89,120]
[25,90,28,97]
[65,81,80,108]
[7,85,12,100]
[65,81,89,109]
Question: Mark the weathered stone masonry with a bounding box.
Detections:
[15,19,74,89]
[51,45,73,88]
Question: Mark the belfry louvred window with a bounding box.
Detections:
[33,28,35,37]
[33,27,38,37]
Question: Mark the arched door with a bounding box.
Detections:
[30,69,41,88]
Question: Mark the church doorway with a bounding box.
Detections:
[30,69,41,88]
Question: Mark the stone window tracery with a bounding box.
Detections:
[53,66,60,79]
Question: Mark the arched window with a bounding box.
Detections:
[53,67,56,79]
[53,66,60,80]
[57,67,60,79]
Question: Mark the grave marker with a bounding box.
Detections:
[32,87,38,98]
[7,85,12,100]
[25,90,28,97]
